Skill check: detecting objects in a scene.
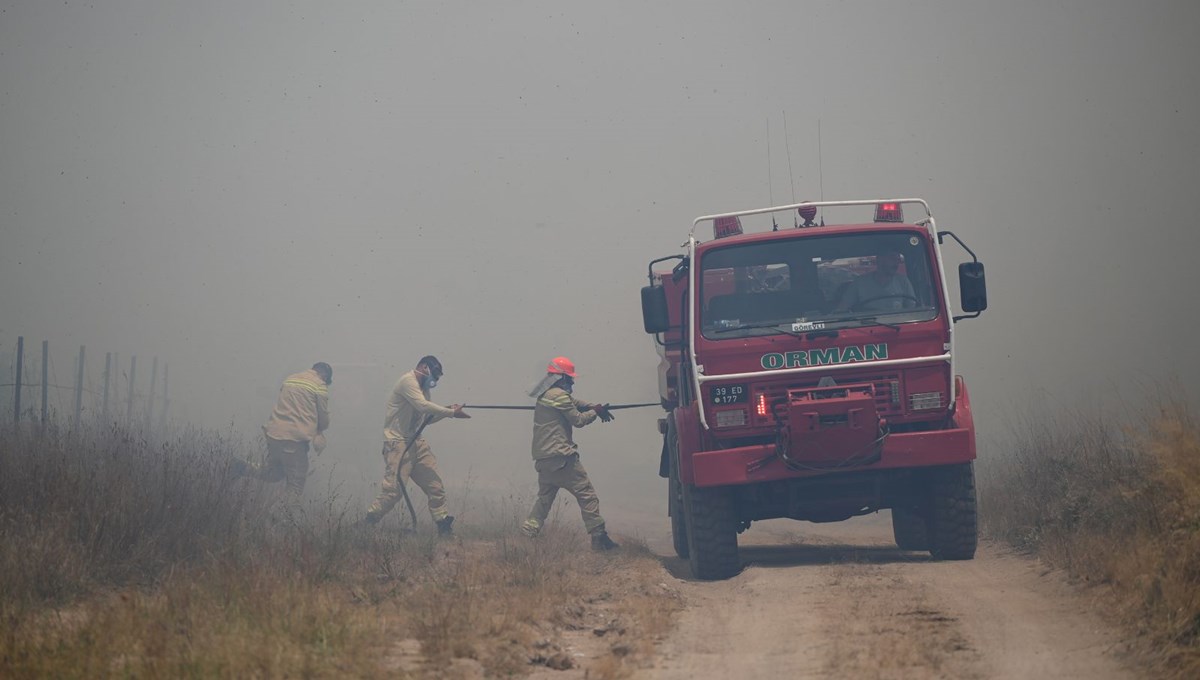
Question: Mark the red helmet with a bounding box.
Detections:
[546,356,577,377]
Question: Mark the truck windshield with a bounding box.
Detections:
[700,231,940,339]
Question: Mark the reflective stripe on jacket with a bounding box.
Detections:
[263,368,330,442]
[531,386,597,460]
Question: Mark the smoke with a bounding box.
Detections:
[2,1,1197,517]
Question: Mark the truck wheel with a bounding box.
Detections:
[667,418,689,558]
[683,483,741,580]
[891,507,929,551]
[927,463,978,560]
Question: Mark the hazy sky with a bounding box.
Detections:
[3,1,1198,509]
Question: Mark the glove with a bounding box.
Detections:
[594,404,615,422]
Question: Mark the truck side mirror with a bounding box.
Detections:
[958,262,987,313]
[641,285,670,334]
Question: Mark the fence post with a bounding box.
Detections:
[13,336,23,423]
[41,340,49,426]
[73,346,85,426]
[112,352,119,419]
[146,356,158,430]
[102,352,112,422]
[126,355,136,423]
[157,363,169,432]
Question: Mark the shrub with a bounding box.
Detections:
[980,396,1200,677]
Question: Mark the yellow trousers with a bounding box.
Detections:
[257,437,310,496]
[522,453,605,536]
[366,438,449,521]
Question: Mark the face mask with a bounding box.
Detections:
[418,368,438,389]
[560,377,574,393]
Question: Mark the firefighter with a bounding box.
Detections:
[362,355,470,534]
[521,356,619,551]
[836,249,916,312]
[244,362,332,497]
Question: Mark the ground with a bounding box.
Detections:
[605,509,1137,680]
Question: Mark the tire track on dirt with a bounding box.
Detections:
[633,515,1136,679]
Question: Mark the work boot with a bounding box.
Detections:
[228,457,251,478]
[520,519,541,538]
[355,512,381,528]
[436,515,455,537]
[591,531,619,551]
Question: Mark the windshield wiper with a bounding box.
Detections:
[847,316,901,331]
[709,321,806,338]
[711,313,904,336]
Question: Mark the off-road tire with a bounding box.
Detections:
[927,463,977,560]
[891,507,930,551]
[667,416,689,558]
[683,483,741,580]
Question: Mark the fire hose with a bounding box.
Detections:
[392,416,429,529]
[462,402,660,411]
[465,402,659,423]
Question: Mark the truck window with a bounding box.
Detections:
[700,232,940,339]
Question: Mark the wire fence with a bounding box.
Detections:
[0,335,171,432]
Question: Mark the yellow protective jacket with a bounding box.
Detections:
[383,370,456,442]
[263,368,330,443]
[531,386,597,460]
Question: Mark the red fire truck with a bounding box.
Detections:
[641,199,988,579]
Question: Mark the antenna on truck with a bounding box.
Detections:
[766,117,779,231]
[817,118,826,226]
[783,110,798,228]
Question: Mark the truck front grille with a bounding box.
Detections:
[759,373,901,420]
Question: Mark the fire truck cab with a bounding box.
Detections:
[641,198,988,580]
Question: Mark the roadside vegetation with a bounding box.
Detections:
[0,423,678,678]
[979,394,1200,678]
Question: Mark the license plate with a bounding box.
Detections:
[709,383,747,405]
[715,409,747,428]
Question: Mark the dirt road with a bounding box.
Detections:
[626,513,1137,679]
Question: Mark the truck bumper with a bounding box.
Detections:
[691,426,975,488]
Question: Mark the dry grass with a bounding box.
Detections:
[0,423,678,678]
[979,395,1200,678]
[2,566,386,678]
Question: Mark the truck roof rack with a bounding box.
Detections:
[690,198,933,239]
